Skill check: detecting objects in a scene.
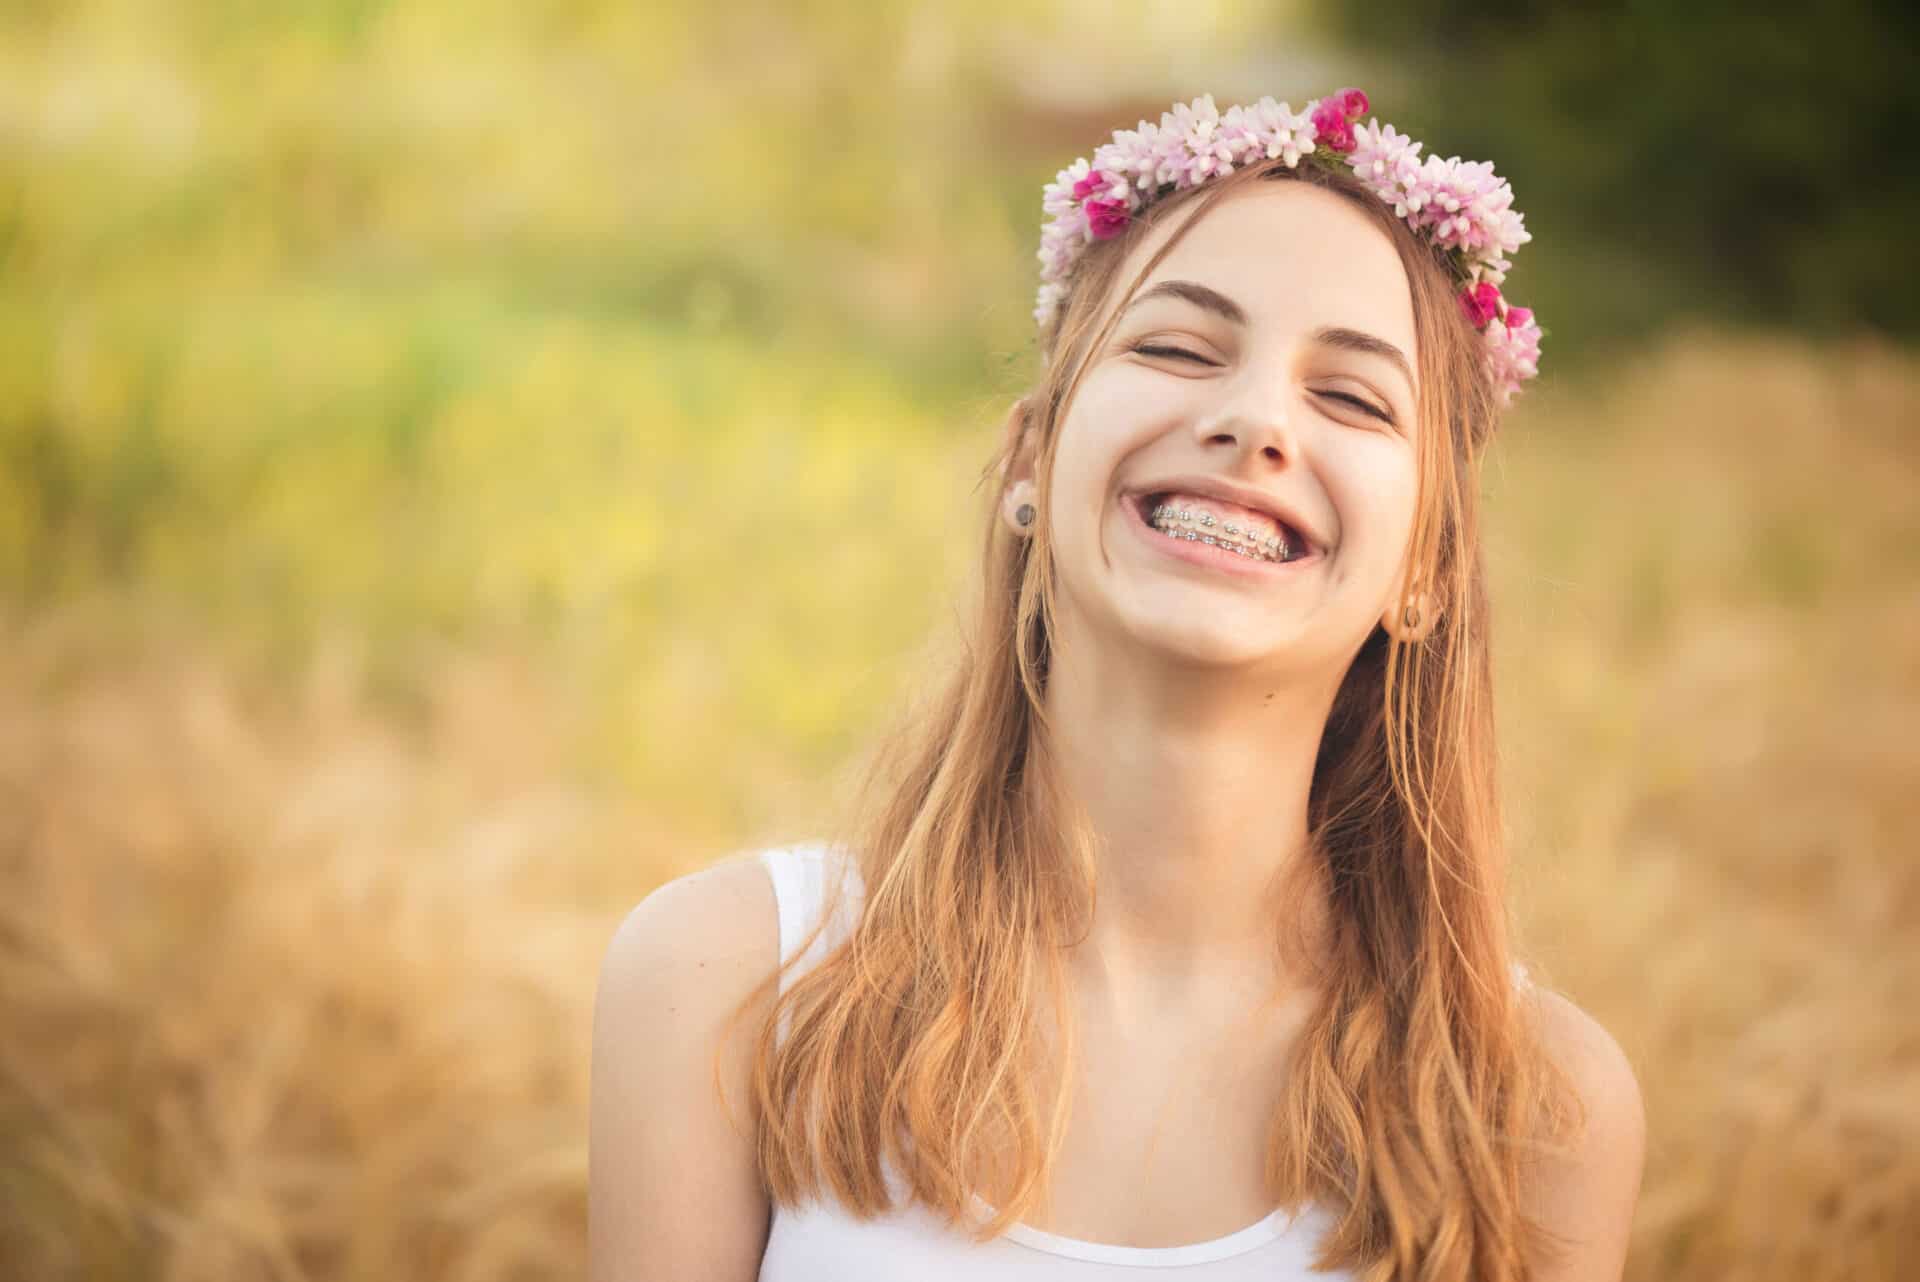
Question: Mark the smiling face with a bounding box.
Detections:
[1030,178,1425,677]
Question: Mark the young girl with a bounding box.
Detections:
[590,90,1644,1281]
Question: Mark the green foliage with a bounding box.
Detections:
[0,0,1067,828]
[1305,1,1920,347]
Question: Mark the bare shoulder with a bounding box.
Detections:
[588,851,781,1282]
[1519,983,1647,1282]
[604,851,780,990]
[595,852,781,1056]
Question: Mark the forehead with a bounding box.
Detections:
[1114,181,1418,361]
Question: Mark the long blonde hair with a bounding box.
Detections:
[731,155,1586,1281]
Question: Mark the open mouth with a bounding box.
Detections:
[1130,491,1315,565]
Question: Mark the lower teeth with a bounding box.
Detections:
[1151,522,1286,562]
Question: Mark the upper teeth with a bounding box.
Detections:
[1148,496,1294,560]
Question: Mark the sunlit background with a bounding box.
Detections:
[3,2,1915,1278]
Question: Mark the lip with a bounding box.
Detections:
[1122,490,1320,580]
[1124,476,1323,556]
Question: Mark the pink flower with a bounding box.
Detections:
[1337,87,1370,119]
[1071,170,1107,201]
[1220,97,1317,168]
[1311,111,1355,154]
[1458,281,1501,329]
[1084,198,1132,239]
[1147,95,1242,188]
[1483,306,1543,405]
[1347,121,1423,202]
[1042,158,1098,221]
[1310,99,1356,153]
[1034,280,1068,328]
[1093,130,1162,193]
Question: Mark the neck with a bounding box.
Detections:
[1041,614,1343,1022]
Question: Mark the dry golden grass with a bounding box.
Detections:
[1,332,1916,1280]
[1486,331,1920,1278]
[0,617,684,1281]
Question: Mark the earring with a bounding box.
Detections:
[1015,503,1035,527]
[1403,601,1421,630]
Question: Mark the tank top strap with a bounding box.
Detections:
[758,842,866,1043]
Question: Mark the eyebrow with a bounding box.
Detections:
[1124,278,1415,391]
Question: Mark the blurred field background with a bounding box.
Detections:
[1,2,1915,1280]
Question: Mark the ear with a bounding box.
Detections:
[997,395,1040,532]
[1379,537,1442,642]
[998,395,1037,485]
[1381,578,1440,644]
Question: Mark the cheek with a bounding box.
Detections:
[1066,373,1163,441]
[1052,381,1155,495]
[1328,438,1420,559]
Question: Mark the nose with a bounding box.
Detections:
[1190,378,1300,468]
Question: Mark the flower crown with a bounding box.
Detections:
[1034,89,1543,405]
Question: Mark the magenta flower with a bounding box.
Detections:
[1458,282,1502,329]
[1311,98,1357,153]
[1084,198,1132,240]
[1071,171,1107,201]
[1337,87,1370,118]
[1042,158,1097,222]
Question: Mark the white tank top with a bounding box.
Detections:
[754,841,1362,1280]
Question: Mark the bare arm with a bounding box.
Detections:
[1523,987,1648,1282]
[589,854,779,1282]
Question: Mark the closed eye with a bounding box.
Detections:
[1318,390,1394,423]
[1130,342,1209,364]
[1131,343,1395,424]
